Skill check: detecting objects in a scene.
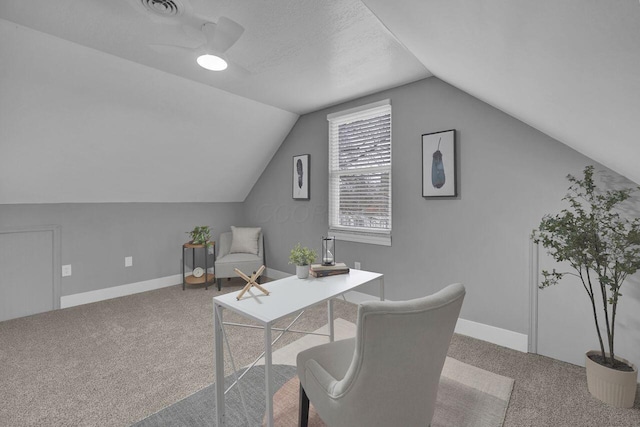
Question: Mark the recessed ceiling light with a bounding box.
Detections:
[196,54,228,71]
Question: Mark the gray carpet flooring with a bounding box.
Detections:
[0,277,639,426]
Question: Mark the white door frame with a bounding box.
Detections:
[528,237,539,354]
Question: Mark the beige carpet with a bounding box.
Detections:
[1,281,639,426]
[262,319,514,427]
[0,278,359,427]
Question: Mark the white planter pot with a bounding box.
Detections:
[585,350,638,408]
[296,265,310,279]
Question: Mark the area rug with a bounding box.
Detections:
[269,357,514,427]
[133,319,514,426]
[133,364,296,427]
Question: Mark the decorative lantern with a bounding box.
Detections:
[322,236,336,266]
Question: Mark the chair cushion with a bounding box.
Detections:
[217,253,261,263]
[215,253,263,279]
[230,226,261,255]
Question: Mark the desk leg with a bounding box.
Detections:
[264,324,274,427]
[214,303,225,427]
[327,299,334,342]
[380,276,385,301]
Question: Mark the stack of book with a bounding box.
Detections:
[310,262,350,278]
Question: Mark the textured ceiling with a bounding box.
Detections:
[0,0,429,114]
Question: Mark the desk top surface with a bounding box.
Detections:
[213,269,383,324]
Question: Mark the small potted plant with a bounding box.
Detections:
[187,226,213,247]
[532,166,640,408]
[289,243,317,279]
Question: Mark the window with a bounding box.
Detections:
[327,99,391,246]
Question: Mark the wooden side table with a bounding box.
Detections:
[182,241,215,290]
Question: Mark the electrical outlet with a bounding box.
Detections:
[125,256,133,267]
[354,261,361,270]
[62,265,72,277]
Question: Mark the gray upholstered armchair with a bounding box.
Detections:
[214,227,265,291]
[296,283,465,427]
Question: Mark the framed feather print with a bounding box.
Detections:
[422,130,457,197]
[292,154,310,200]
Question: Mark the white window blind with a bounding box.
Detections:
[328,100,391,246]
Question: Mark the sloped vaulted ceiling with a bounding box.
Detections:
[0,20,298,203]
[2,0,639,204]
[362,0,640,185]
[0,0,428,203]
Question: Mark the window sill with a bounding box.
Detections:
[329,231,391,247]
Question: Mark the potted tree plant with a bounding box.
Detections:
[289,243,317,279]
[532,166,640,408]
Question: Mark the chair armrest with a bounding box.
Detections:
[305,359,340,396]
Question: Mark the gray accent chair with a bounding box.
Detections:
[214,231,265,291]
[296,283,466,427]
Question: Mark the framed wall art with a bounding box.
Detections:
[422,129,457,197]
[292,154,310,200]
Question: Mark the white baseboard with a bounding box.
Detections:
[454,318,528,353]
[335,290,528,352]
[61,268,528,353]
[60,274,182,308]
[267,267,528,352]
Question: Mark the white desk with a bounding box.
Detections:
[213,269,384,427]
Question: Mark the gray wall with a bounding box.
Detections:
[0,203,244,295]
[1,76,638,369]
[243,77,638,339]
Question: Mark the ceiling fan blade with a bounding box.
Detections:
[180,23,207,45]
[203,17,245,53]
[148,43,196,55]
